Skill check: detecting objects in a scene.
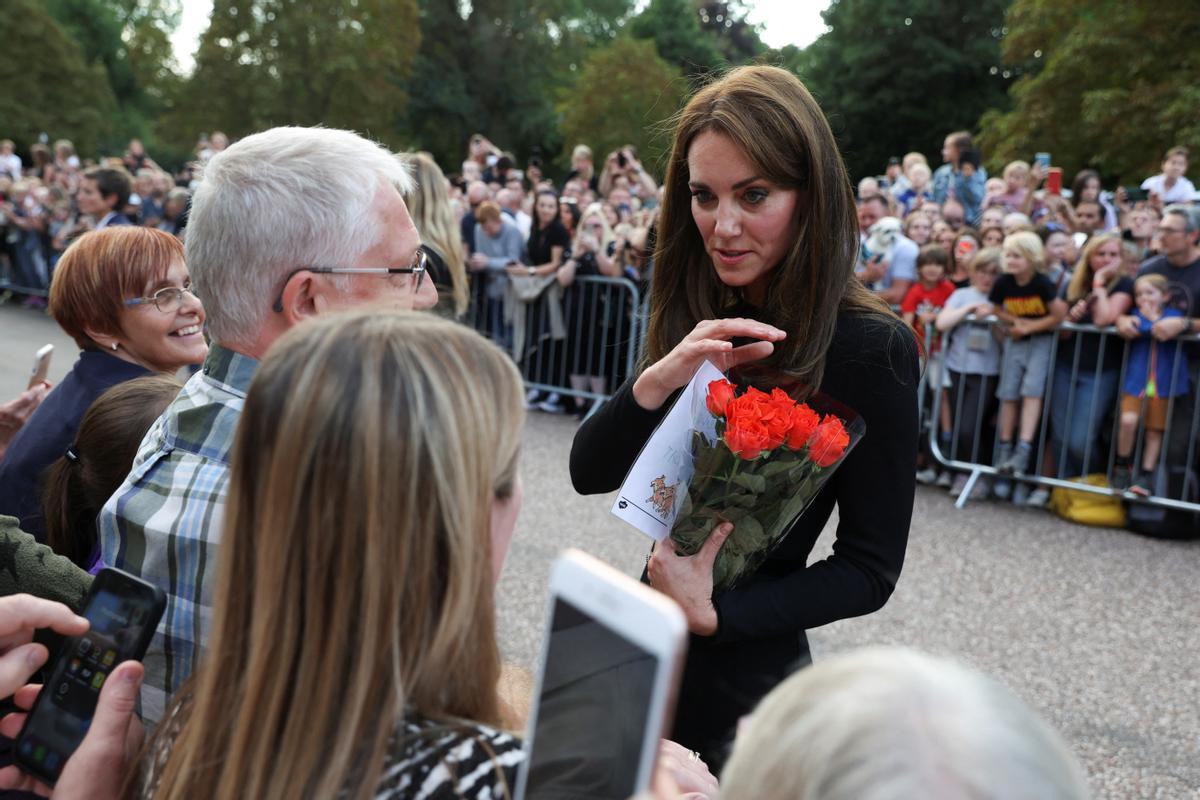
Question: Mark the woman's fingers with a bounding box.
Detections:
[689,318,786,344]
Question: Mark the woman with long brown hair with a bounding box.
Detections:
[140,311,527,799]
[570,65,919,768]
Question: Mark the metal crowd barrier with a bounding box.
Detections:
[924,315,1200,518]
[462,274,644,417]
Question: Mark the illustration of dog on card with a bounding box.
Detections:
[646,475,679,519]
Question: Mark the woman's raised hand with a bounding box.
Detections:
[632,319,786,411]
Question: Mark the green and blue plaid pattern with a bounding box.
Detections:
[98,343,258,724]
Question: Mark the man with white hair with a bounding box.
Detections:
[98,127,437,722]
[496,186,531,238]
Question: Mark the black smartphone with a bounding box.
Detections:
[1123,186,1150,203]
[15,568,165,785]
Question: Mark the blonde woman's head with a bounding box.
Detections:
[721,647,1090,800]
[153,311,524,798]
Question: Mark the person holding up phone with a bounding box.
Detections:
[0,594,145,800]
[571,66,919,770]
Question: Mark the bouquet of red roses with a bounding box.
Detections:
[670,376,864,592]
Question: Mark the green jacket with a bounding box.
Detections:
[0,515,92,612]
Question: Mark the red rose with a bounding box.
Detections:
[725,416,771,460]
[731,387,788,451]
[807,415,850,468]
[706,379,736,418]
[784,403,820,450]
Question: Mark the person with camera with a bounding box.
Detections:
[600,145,658,200]
[932,131,987,226]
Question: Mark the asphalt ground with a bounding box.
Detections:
[2,301,1198,798]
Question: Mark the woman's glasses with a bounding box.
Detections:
[124,285,197,314]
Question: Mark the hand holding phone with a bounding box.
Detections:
[15,569,164,785]
[515,550,688,800]
[0,661,145,799]
[28,344,53,390]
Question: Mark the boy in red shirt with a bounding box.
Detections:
[905,244,957,486]
[902,244,956,351]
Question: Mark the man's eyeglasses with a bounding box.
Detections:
[271,248,427,313]
[124,285,197,314]
[1157,225,1186,235]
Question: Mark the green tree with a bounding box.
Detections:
[44,0,181,153]
[698,1,765,64]
[795,0,1012,180]
[168,0,419,150]
[558,38,687,175]
[630,0,723,79]
[405,0,635,173]
[0,0,116,156]
[978,0,1200,184]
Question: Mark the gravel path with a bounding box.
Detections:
[503,410,1200,799]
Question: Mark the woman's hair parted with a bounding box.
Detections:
[1065,232,1122,303]
[404,152,469,317]
[41,375,182,568]
[48,227,183,350]
[145,312,525,800]
[647,65,892,393]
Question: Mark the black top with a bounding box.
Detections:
[1059,276,1135,374]
[988,272,1057,319]
[0,351,150,541]
[569,310,919,764]
[527,220,571,266]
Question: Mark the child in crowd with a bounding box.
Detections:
[981,225,1004,248]
[1140,146,1195,205]
[990,232,1067,490]
[1113,274,1192,496]
[906,245,956,486]
[985,160,1030,212]
[896,162,933,216]
[949,230,980,288]
[937,247,1003,499]
[1038,224,1075,295]
[903,244,955,347]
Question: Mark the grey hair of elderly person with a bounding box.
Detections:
[184,126,414,345]
[720,647,1090,800]
[1163,203,1200,235]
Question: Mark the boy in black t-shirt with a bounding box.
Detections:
[989,232,1067,484]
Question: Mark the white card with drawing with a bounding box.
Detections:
[610,361,725,542]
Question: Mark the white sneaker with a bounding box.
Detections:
[949,473,969,497]
[537,392,565,414]
[935,470,954,488]
[916,467,938,485]
[1025,487,1051,507]
[524,389,542,409]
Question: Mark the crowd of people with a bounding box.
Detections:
[0,135,216,307]
[0,74,1194,796]
[850,137,1199,530]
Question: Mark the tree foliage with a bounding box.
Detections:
[557,37,687,175]
[631,0,722,79]
[794,0,1012,180]
[43,0,181,153]
[0,0,116,155]
[167,0,419,149]
[978,0,1200,184]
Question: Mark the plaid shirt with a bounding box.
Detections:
[98,344,258,723]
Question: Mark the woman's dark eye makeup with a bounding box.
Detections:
[689,183,769,205]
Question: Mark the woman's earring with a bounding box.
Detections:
[111,343,119,351]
